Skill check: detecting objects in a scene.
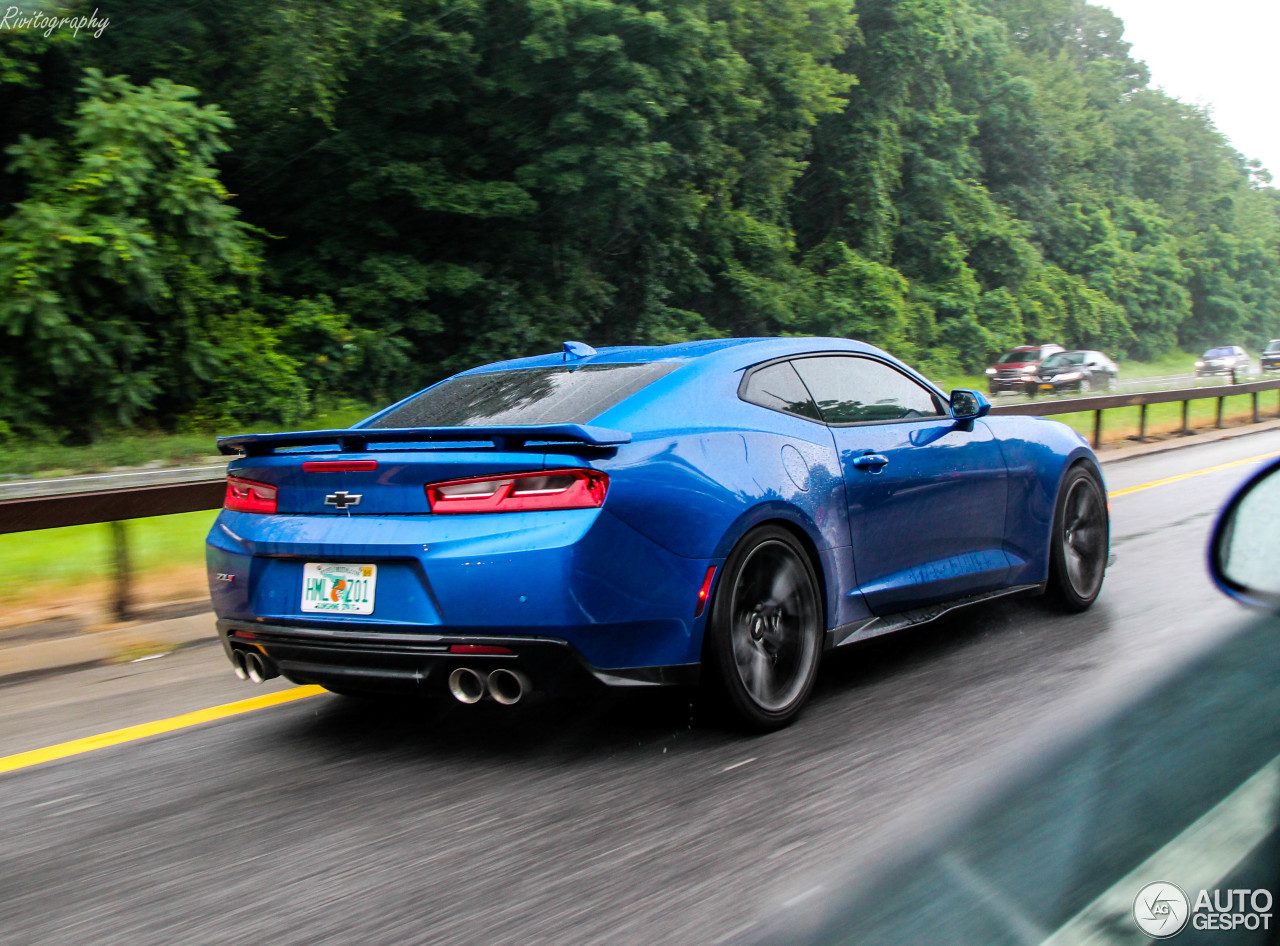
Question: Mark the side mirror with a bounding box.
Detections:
[1209,458,1280,607]
[950,389,991,421]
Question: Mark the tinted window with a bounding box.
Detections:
[1205,347,1235,358]
[1267,340,1280,353]
[740,362,822,421]
[367,363,678,428]
[791,356,944,424]
[997,350,1036,364]
[1042,352,1087,369]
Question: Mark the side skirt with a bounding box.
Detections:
[825,583,1045,650]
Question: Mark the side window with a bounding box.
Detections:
[791,356,945,424]
[740,361,823,421]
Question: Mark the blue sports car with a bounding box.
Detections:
[208,337,1108,729]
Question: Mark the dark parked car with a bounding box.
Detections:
[985,344,1065,394]
[1261,340,1280,373]
[1030,350,1118,395]
[1195,345,1250,378]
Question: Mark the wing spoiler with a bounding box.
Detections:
[217,424,633,457]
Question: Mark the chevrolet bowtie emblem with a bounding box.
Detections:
[325,491,363,510]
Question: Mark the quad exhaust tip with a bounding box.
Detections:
[233,649,279,684]
[487,668,530,706]
[448,667,487,704]
[447,666,532,705]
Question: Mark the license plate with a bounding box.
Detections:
[1039,383,1053,391]
[301,563,377,614]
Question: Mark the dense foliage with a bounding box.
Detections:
[2,0,1278,439]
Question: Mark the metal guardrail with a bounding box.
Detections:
[3,378,1279,537]
[0,465,226,535]
[989,377,1280,448]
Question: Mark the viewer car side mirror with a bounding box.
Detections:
[1210,457,1280,608]
[950,389,991,421]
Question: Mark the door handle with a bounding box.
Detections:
[852,454,889,470]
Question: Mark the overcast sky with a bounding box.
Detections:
[1100,0,1280,178]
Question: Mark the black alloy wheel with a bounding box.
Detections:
[1046,464,1109,611]
[705,526,823,730]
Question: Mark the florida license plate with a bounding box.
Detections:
[301,563,377,614]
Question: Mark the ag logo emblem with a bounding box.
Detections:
[1134,882,1190,938]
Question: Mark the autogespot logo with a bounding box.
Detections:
[1134,882,1191,938]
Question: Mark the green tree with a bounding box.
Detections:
[0,69,263,435]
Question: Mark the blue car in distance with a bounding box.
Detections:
[208,337,1109,729]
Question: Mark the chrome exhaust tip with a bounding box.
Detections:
[245,650,278,684]
[231,650,248,681]
[448,667,486,704]
[487,668,530,706]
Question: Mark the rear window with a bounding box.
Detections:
[1042,352,1086,369]
[365,363,678,428]
[1205,347,1237,358]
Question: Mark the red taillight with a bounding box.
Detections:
[695,566,717,617]
[302,460,378,473]
[224,476,278,514]
[426,469,608,514]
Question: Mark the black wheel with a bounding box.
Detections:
[1046,464,1109,611]
[704,526,823,730]
[1079,376,1092,394]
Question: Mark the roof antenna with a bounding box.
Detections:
[563,340,597,361]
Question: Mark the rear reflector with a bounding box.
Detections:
[302,460,378,473]
[695,566,717,617]
[449,644,515,655]
[225,476,278,514]
[426,469,608,514]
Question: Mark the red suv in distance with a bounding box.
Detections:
[986,344,1065,395]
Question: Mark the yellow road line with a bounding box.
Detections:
[0,685,326,776]
[1108,450,1280,498]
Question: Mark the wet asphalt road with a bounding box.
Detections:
[2,432,1279,945]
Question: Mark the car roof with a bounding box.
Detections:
[455,336,894,375]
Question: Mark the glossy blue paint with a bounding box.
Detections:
[206,336,1101,689]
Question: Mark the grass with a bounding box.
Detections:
[1050,392,1279,444]
[0,400,380,478]
[0,510,218,604]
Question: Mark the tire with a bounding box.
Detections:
[1104,374,1116,392]
[1045,464,1109,612]
[703,526,823,731]
[1079,377,1092,394]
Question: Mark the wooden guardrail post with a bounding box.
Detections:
[1180,399,1191,435]
[109,520,133,622]
[1216,396,1225,428]
[1092,410,1103,449]
[1137,403,1148,441]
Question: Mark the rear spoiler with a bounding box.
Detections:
[217,424,633,457]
